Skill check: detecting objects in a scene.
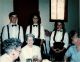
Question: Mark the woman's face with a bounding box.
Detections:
[13,47,21,60]
[72,37,78,44]
[71,33,78,44]
[57,22,62,31]
[27,37,34,47]
[75,38,80,47]
[33,15,38,24]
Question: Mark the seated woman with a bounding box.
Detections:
[49,22,69,61]
[19,34,42,62]
[0,38,22,62]
[64,38,80,62]
[69,30,78,47]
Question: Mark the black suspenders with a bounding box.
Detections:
[30,25,32,34]
[53,31,65,43]
[7,25,20,39]
[30,25,41,38]
[18,26,20,39]
[7,25,10,39]
[38,24,40,38]
[1,26,5,42]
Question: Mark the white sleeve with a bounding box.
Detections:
[19,49,26,62]
[50,32,55,47]
[40,26,45,40]
[37,47,42,60]
[2,26,8,41]
[63,32,69,48]
[19,26,24,43]
[26,26,30,35]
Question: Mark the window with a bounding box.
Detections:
[50,0,68,22]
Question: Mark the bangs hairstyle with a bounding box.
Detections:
[3,38,22,54]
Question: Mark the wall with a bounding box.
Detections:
[39,0,54,32]
[0,0,79,35]
[65,0,79,33]
[39,0,79,33]
[0,0,13,35]
[79,0,80,37]
[39,0,79,53]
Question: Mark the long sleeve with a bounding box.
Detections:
[50,32,55,47]
[63,32,69,48]
[50,31,69,48]
[26,26,30,35]
[19,50,26,62]
[2,24,24,43]
[19,26,24,43]
[37,47,42,60]
[2,26,8,41]
[40,26,45,40]
[26,25,45,40]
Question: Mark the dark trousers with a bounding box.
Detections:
[50,47,66,61]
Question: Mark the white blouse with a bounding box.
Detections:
[50,31,69,48]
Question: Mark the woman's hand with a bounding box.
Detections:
[52,47,65,53]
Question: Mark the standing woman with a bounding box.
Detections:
[26,13,45,58]
[50,21,69,61]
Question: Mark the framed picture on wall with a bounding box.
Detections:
[50,0,68,22]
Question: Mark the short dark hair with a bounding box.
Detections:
[69,30,78,45]
[9,12,17,18]
[3,38,22,54]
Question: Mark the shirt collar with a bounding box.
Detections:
[9,23,18,26]
[33,23,38,25]
[57,29,63,32]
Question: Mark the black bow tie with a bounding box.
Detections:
[57,30,63,32]
[12,24,17,27]
[33,25,38,27]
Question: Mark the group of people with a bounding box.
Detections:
[0,12,80,62]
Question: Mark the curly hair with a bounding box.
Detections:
[9,12,17,18]
[3,38,22,54]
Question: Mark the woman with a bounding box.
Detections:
[0,38,22,62]
[64,38,80,62]
[26,13,45,58]
[69,30,78,46]
[26,13,45,46]
[20,34,42,62]
[50,21,69,61]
